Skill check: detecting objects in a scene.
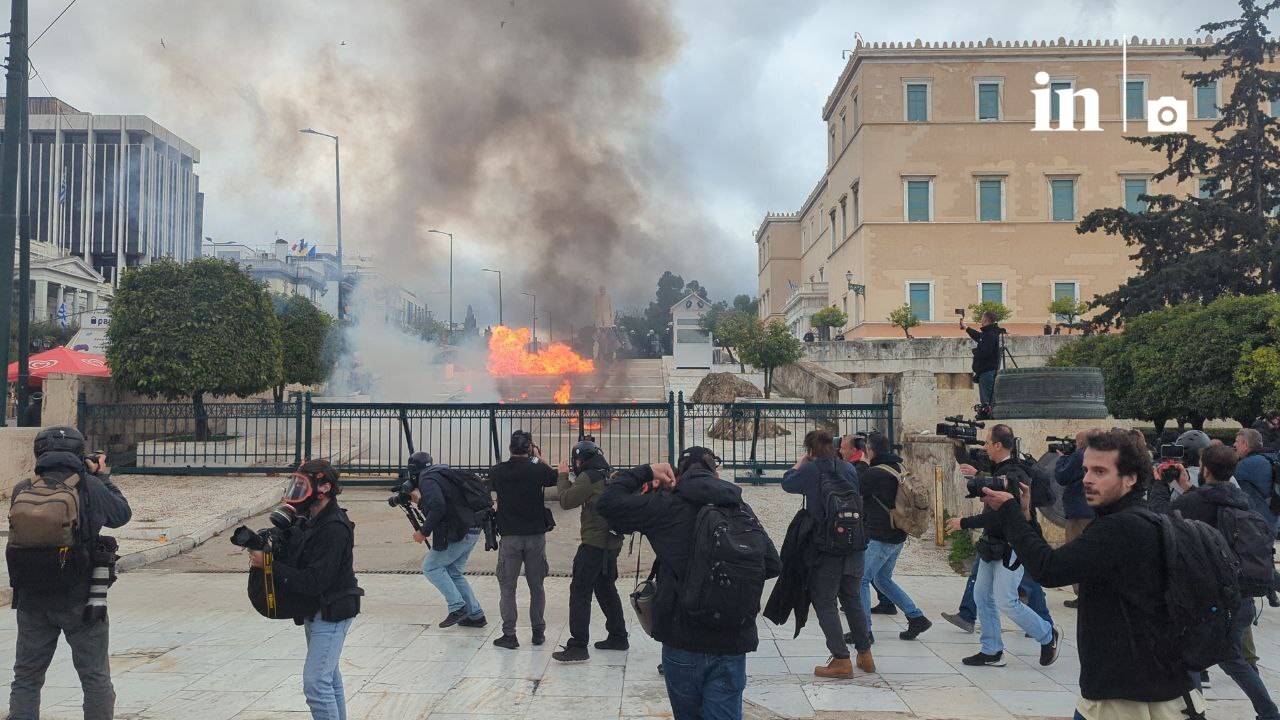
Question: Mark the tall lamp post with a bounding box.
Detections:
[299,128,343,317]
[521,291,537,349]
[481,267,503,326]
[845,271,866,328]
[427,229,453,340]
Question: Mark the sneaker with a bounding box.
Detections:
[899,615,932,640]
[439,609,468,628]
[552,645,590,663]
[594,635,630,651]
[869,601,898,615]
[961,651,1006,667]
[532,630,546,646]
[458,614,487,628]
[1040,626,1061,667]
[1063,599,1079,609]
[493,634,519,650]
[941,612,975,634]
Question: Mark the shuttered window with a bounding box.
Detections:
[1126,81,1146,120]
[906,84,929,121]
[981,282,1003,304]
[908,283,931,321]
[1050,82,1072,122]
[1196,82,1218,119]
[907,181,931,221]
[978,83,1000,120]
[1051,179,1075,221]
[979,180,1003,221]
[1124,178,1149,213]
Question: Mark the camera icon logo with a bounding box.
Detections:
[1147,96,1188,132]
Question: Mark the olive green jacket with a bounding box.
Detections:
[558,469,623,551]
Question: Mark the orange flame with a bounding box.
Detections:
[554,380,572,404]
[487,326,595,376]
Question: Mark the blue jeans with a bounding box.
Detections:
[975,554,1053,655]
[860,540,923,632]
[423,530,483,617]
[661,645,747,720]
[959,560,1052,624]
[978,370,996,406]
[303,613,353,720]
[1188,599,1280,720]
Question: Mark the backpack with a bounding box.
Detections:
[1215,504,1276,598]
[813,464,867,554]
[6,473,91,591]
[679,503,770,630]
[878,464,931,538]
[1020,454,1056,508]
[1124,507,1241,673]
[1265,454,1280,516]
[436,468,494,543]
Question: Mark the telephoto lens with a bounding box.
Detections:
[230,525,266,551]
[269,504,299,530]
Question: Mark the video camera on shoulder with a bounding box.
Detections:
[937,415,984,444]
[1046,436,1076,455]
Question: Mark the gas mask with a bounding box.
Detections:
[280,470,326,520]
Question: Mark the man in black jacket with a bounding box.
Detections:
[410,452,487,630]
[488,430,558,649]
[961,311,1002,415]
[1055,430,1096,606]
[978,429,1206,719]
[251,459,362,720]
[598,447,780,720]
[947,424,1059,667]
[8,427,131,720]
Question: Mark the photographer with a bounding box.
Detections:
[1055,430,1095,607]
[552,439,627,663]
[945,425,1060,668]
[1157,430,1211,500]
[961,311,1002,417]
[488,430,558,649]
[8,427,131,720]
[839,433,895,615]
[249,460,362,720]
[409,452,487,630]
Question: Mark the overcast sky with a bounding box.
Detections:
[25,0,1243,323]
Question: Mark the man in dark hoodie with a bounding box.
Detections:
[8,427,131,720]
[410,452,487,630]
[598,447,780,720]
[552,439,627,662]
[961,310,1002,415]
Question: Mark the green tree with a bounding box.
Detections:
[406,311,448,342]
[708,309,761,373]
[739,318,803,398]
[107,258,282,440]
[273,295,335,404]
[967,300,1010,323]
[810,306,848,340]
[732,294,760,316]
[1048,297,1090,332]
[1078,0,1280,324]
[887,304,920,339]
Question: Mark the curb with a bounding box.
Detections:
[116,492,282,573]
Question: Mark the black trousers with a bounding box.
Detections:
[809,551,869,658]
[567,544,627,647]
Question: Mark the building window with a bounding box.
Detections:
[1124,178,1149,213]
[839,197,847,243]
[852,95,859,130]
[829,208,838,253]
[1196,81,1219,120]
[842,295,848,315]
[851,183,860,228]
[1126,79,1147,120]
[1271,98,1280,117]
[907,282,932,321]
[905,179,932,222]
[1053,282,1079,320]
[1050,178,1076,222]
[829,127,836,163]
[840,111,847,147]
[977,81,1001,121]
[905,82,929,122]
[978,178,1004,221]
[980,282,1004,304]
[1050,81,1074,122]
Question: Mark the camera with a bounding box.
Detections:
[479,508,499,552]
[1146,96,1188,133]
[1158,444,1186,460]
[965,474,1008,499]
[937,415,984,443]
[1046,436,1076,455]
[229,503,300,553]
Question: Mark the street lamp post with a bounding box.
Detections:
[427,229,454,340]
[521,291,537,349]
[299,128,343,317]
[481,268,503,326]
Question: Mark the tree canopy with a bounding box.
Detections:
[274,294,335,403]
[739,319,803,398]
[888,305,920,338]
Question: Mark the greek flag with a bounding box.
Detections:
[787,279,798,292]
[57,302,67,328]
[57,179,67,206]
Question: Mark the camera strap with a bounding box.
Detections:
[262,551,277,619]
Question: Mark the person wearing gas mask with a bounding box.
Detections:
[249,459,362,720]
[7,427,131,720]
[409,451,488,629]
[552,438,627,663]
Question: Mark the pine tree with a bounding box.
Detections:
[1080,0,1280,325]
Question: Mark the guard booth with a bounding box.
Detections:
[671,293,713,369]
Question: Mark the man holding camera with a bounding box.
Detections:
[961,311,1002,418]
[8,427,131,720]
[946,424,1060,668]
[409,451,488,629]
[1055,430,1095,606]
[488,430,558,649]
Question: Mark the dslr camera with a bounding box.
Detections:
[1046,436,1077,455]
[229,503,299,554]
[965,474,1009,499]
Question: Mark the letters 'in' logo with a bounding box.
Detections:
[1031,71,1102,132]
[1147,96,1188,132]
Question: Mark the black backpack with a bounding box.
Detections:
[1020,454,1056,508]
[1125,507,1241,673]
[814,465,867,554]
[1216,504,1276,598]
[679,503,770,630]
[1265,454,1280,516]
[437,468,494,543]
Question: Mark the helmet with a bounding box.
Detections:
[572,439,602,466]
[510,430,533,455]
[1174,430,1212,452]
[407,451,434,478]
[34,426,85,458]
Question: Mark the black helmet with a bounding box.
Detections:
[572,439,602,466]
[407,451,434,477]
[34,426,85,458]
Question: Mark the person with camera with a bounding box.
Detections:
[249,459,362,720]
[1250,412,1280,452]
[7,427,131,720]
[1055,430,1095,608]
[782,430,874,678]
[408,451,488,629]
[1156,429,1211,500]
[977,429,1207,719]
[961,310,1002,418]
[945,424,1060,667]
[598,447,780,720]
[839,433,896,615]
[552,438,628,663]
[488,430,558,649]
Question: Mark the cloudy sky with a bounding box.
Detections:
[25,0,1241,326]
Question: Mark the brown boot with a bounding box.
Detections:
[856,650,877,673]
[814,656,854,679]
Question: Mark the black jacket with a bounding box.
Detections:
[415,464,479,549]
[965,324,1001,375]
[1148,478,1253,528]
[597,465,781,655]
[489,456,557,536]
[781,456,858,525]
[763,509,816,635]
[273,500,362,625]
[997,491,1195,703]
[861,453,908,544]
[1055,450,1095,521]
[960,456,1032,543]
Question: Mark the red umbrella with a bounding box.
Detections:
[7,346,111,386]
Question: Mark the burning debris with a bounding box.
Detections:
[487,326,595,376]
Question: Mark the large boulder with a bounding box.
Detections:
[690,373,762,403]
[689,374,789,440]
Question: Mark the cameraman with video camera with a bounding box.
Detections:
[945,424,1060,668]
[961,310,1002,419]
[405,451,488,630]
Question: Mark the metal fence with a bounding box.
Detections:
[79,391,892,484]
